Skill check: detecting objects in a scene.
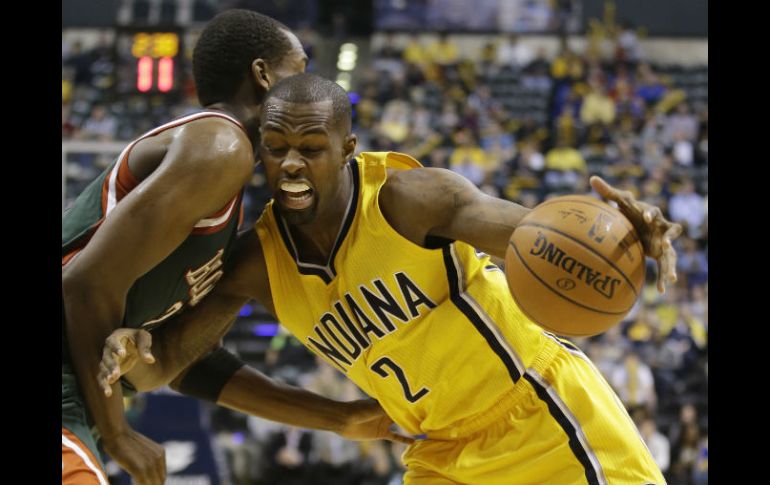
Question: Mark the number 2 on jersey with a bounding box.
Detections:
[370,357,429,403]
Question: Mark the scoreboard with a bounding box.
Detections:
[115,28,184,94]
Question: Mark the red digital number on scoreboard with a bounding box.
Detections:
[132,33,178,93]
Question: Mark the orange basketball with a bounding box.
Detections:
[505,195,646,337]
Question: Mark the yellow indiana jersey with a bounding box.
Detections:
[255,151,562,438]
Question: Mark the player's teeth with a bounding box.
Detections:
[281,182,311,193]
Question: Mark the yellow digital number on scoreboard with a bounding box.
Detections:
[131,33,179,58]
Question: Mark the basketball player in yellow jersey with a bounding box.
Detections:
[99,73,681,484]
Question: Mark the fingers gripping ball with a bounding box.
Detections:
[505,195,645,337]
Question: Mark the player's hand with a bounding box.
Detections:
[338,399,415,445]
[590,176,683,293]
[98,328,155,397]
[102,428,166,485]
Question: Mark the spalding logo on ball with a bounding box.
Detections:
[505,195,645,337]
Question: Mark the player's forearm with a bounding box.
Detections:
[473,198,532,258]
[125,292,249,391]
[63,279,130,439]
[216,366,355,433]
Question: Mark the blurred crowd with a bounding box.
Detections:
[63,23,707,485]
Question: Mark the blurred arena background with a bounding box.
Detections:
[62,1,708,484]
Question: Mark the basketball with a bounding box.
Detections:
[505,195,646,337]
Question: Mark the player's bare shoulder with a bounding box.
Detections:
[170,116,255,178]
[126,115,254,184]
[379,167,470,245]
[383,166,478,219]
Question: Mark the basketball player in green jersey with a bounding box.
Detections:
[99,74,682,484]
[62,13,407,485]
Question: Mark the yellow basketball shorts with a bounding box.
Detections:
[401,338,665,484]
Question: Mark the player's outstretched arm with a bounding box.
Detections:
[202,363,413,444]
[379,167,681,291]
[101,333,412,444]
[63,118,255,484]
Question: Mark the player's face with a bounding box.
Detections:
[259,99,350,225]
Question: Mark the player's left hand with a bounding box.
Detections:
[338,399,415,445]
[590,176,683,293]
[98,328,156,397]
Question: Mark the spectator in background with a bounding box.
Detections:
[306,363,363,484]
[373,32,405,78]
[605,137,644,182]
[663,102,699,144]
[403,33,428,69]
[377,97,411,144]
[668,179,706,239]
[448,128,489,185]
[668,404,700,451]
[544,135,587,191]
[550,40,585,84]
[676,237,708,289]
[555,105,578,148]
[495,33,535,70]
[581,79,617,125]
[467,85,498,126]
[267,426,314,485]
[691,436,708,485]
[62,103,76,139]
[426,31,460,67]
[409,105,435,140]
[512,139,545,173]
[639,419,670,474]
[589,325,628,376]
[688,284,708,324]
[695,104,708,166]
[265,326,317,375]
[478,41,498,77]
[615,20,642,66]
[671,132,694,168]
[481,120,516,168]
[635,63,667,107]
[64,40,94,87]
[678,305,707,352]
[610,351,657,412]
[669,421,701,484]
[75,104,118,141]
[515,115,549,147]
[521,61,553,92]
[641,139,665,170]
[438,99,460,135]
[88,32,116,92]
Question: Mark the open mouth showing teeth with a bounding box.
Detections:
[280,182,314,208]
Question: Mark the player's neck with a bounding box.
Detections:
[205,100,261,144]
[290,164,354,263]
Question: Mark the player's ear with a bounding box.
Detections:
[342,134,357,162]
[251,59,272,92]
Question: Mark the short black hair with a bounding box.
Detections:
[263,73,352,131]
[193,9,292,106]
